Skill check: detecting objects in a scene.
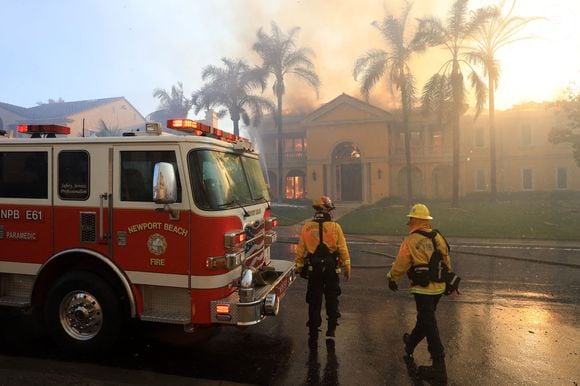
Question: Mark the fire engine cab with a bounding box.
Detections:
[0,120,295,353]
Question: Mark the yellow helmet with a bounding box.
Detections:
[407,203,433,220]
[312,196,335,211]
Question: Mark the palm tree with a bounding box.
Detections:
[152,82,193,123]
[353,1,429,202]
[418,0,495,207]
[192,58,273,137]
[549,88,580,166]
[36,97,65,105]
[468,0,542,199]
[95,119,123,137]
[421,74,454,139]
[252,21,320,202]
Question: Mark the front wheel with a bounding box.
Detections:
[44,271,123,354]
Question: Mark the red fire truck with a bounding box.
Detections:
[0,120,295,353]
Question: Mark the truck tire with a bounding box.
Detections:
[44,271,123,354]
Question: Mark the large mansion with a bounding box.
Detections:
[254,93,579,203]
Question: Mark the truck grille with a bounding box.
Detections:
[244,220,265,267]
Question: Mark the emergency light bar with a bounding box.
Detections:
[167,119,198,130]
[166,118,252,150]
[17,124,71,135]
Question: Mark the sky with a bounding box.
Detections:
[1,0,579,131]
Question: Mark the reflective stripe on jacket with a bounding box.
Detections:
[294,219,351,273]
[387,224,451,295]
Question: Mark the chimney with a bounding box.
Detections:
[204,109,218,129]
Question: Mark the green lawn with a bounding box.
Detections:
[275,192,580,241]
[271,204,313,226]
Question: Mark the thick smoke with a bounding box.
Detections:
[224,0,440,114]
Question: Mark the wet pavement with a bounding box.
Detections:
[0,231,579,385]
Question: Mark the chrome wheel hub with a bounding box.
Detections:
[59,291,103,340]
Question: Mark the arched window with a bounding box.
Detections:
[333,142,361,160]
[397,166,425,198]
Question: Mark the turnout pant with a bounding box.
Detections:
[407,293,445,360]
[306,265,341,329]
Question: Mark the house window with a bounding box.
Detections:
[411,132,422,146]
[284,137,306,161]
[475,170,486,191]
[431,131,443,147]
[556,168,568,189]
[284,137,306,153]
[522,168,533,190]
[285,171,305,199]
[397,132,422,150]
[521,124,532,146]
[475,127,485,147]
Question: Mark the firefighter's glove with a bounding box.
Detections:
[388,279,399,292]
[344,268,351,281]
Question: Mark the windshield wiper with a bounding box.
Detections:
[219,199,250,217]
[253,195,271,209]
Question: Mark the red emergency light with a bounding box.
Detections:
[197,123,211,134]
[267,217,278,230]
[164,118,251,151]
[17,124,71,137]
[223,133,238,142]
[167,119,198,130]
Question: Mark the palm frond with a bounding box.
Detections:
[253,21,319,104]
[353,50,389,101]
[290,67,321,97]
[469,70,487,118]
[447,0,469,37]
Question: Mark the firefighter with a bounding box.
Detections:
[295,196,351,345]
[386,203,451,383]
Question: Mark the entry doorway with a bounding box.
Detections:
[338,163,362,201]
[333,142,362,202]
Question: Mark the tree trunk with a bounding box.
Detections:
[451,67,463,208]
[233,119,240,137]
[276,91,284,203]
[231,109,241,137]
[401,84,413,203]
[489,77,497,199]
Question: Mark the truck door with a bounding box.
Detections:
[111,146,191,288]
[0,147,52,265]
[52,145,110,256]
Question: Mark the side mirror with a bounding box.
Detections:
[153,162,177,204]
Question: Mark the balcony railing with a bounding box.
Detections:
[264,151,306,166]
[393,144,452,156]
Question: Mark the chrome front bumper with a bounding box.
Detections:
[210,259,296,325]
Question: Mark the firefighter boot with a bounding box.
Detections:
[308,328,319,349]
[418,358,447,383]
[326,320,338,337]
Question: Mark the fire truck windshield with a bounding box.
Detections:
[189,150,270,211]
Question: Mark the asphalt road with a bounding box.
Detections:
[1,239,579,385]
